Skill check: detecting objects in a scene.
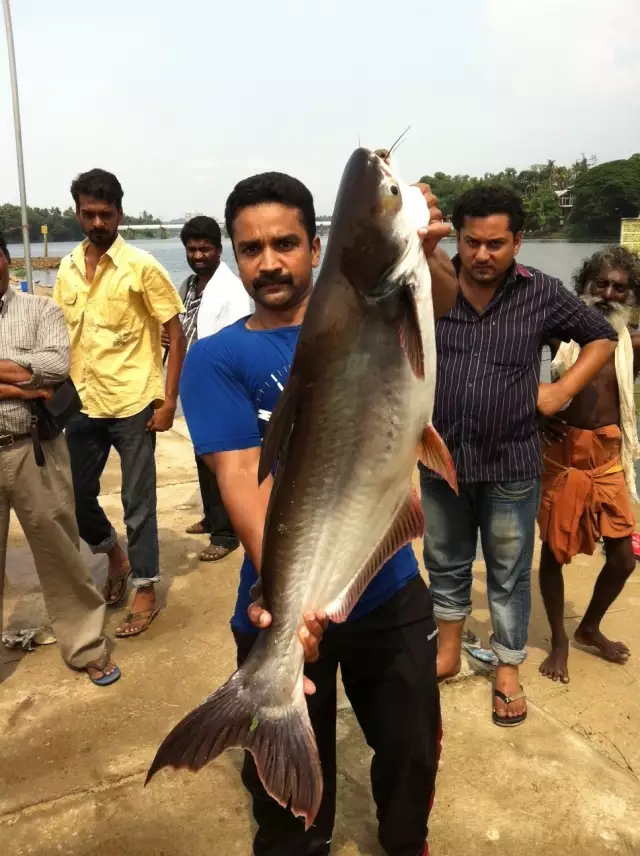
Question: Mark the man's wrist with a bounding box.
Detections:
[15,370,43,390]
[550,379,572,409]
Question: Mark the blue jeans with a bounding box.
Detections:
[420,474,541,666]
[65,406,160,586]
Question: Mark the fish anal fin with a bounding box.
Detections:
[418,424,458,494]
[324,487,424,623]
[397,285,425,380]
[258,375,298,485]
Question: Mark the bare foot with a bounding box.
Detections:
[539,638,570,683]
[494,664,526,721]
[436,618,465,679]
[437,650,461,679]
[574,625,630,664]
[116,586,158,637]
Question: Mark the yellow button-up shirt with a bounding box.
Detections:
[53,235,184,418]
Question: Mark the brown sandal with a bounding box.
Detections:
[115,607,160,638]
[186,520,210,535]
[198,544,238,562]
[103,566,131,607]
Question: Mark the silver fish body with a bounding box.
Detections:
[147,148,457,827]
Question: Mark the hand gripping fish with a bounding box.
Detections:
[146,147,458,828]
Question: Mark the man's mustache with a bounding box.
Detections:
[253,273,294,290]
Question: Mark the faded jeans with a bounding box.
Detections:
[420,474,541,665]
[65,406,160,587]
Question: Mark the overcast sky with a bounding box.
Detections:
[1,0,638,219]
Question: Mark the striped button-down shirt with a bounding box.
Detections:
[431,259,618,483]
[0,288,70,434]
[180,275,204,350]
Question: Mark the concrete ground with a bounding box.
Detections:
[1,419,639,856]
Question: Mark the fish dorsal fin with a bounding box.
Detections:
[418,424,458,494]
[397,285,425,380]
[324,487,424,623]
[258,374,299,485]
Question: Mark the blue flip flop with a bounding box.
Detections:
[87,663,121,687]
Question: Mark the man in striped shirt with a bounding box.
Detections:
[420,187,617,727]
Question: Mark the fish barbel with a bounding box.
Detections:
[146,147,457,827]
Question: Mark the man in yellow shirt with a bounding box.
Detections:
[54,169,186,638]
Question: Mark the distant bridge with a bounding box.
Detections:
[118,217,332,239]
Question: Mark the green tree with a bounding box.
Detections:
[0,203,163,244]
[568,155,640,238]
[523,187,562,232]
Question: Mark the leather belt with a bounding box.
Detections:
[0,432,31,449]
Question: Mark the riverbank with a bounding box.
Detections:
[9,257,61,271]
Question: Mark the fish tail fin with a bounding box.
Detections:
[145,659,323,830]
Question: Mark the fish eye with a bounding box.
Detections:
[390,185,399,196]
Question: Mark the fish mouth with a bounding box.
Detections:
[373,149,395,179]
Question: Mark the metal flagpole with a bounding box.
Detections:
[2,0,33,293]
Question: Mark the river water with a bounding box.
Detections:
[8,236,609,384]
[8,237,606,292]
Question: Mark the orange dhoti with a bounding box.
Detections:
[538,425,635,565]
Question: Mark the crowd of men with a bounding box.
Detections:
[0,161,639,856]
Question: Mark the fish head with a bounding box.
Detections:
[329,147,429,302]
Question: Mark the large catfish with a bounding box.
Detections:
[146,147,457,827]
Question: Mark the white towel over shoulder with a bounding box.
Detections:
[551,331,639,502]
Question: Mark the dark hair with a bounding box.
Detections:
[225,172,316,244]
[573,245,640,300]
[0,232,10,263]
[70,168,124,209]
[452,185,525,234]
[180,216,222,248]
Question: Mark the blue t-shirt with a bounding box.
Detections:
[180,317,419,634]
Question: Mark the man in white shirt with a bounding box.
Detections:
[173,216,251,561]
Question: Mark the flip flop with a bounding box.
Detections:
[103,566,131,607]
[492,687,527,727]
[86,660,121,687]
[115,607,160,638]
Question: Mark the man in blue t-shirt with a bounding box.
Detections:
[180,170,457,856]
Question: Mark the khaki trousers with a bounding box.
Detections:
[0,435,109,671]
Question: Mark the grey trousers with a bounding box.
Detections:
[0,435,109,671]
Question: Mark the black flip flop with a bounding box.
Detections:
[492,687,527,727]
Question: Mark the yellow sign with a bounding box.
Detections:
[620,218,640,255]
[41,224,48,235]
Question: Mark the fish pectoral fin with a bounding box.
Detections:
[324,487,424,624]
[418,424,458,494]
[258,375,299,485]
[397,285,425,380]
